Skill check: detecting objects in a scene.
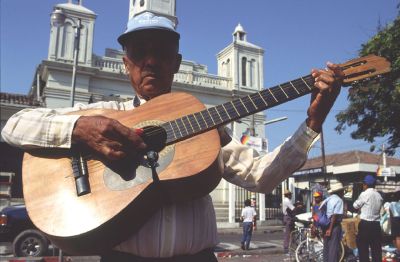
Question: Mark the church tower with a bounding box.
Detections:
[129,0,177,27]
[48,1,97,66]
[217,24,264,91]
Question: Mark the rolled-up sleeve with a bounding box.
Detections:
[353,192,365,209]
[1,107,81,149]
[1,101,129,149]
[222,121,318,194]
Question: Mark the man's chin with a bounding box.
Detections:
[141,89,170,100]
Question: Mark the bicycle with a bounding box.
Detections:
[289,219,312,254]
[295,226,345,262]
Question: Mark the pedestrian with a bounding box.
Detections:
[1,10,344,261]
[322,181,345,262]
[353,175,383,262]
[389,189,400,259]
[282,189,303,254]
[312,192,323,223]
[241,199,257,250]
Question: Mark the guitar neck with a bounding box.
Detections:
[162,74,315,145]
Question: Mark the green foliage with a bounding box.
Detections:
[335,15,400,155]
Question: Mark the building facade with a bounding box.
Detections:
[1,0,272,223]
[292,150,400,211]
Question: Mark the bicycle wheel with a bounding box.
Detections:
[295,238,324,262]
[338,241,345,262]
[289,230,300,253]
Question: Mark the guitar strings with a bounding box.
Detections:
[141,74,315,140]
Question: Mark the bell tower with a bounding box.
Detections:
[129,0,177,27]
[217,23,264,91]
[48,1,97,66]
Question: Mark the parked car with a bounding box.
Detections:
[0,204,50,257]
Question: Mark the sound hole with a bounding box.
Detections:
[141,125,167,153]
[103,123,174,191]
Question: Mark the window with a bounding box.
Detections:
[250,59,256,87]
[242,57,247,86]
[61,22,73,59]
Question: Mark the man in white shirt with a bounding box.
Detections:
[1,11,344,261]
[353,175,383,262]
[241,199,257,250]
[282,189,303,253]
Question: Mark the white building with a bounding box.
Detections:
[1,0,274,224]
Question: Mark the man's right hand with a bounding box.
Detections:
[325,228,332,237]
[72,116,147,161]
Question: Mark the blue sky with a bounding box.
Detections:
[1,0,399,157]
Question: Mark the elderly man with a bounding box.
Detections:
[353,175,383,262]
[2,11,344,261]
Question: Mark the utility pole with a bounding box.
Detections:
[320,128,328,187]
[250,115,256,136]
[383,144,387,182]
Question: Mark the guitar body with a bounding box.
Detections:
[22,92,223,254]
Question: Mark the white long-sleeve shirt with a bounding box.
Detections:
[1,98,318,257]
[353,188,383,222]
[282,197,295,216]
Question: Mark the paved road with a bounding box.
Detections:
[1,226,291,261]
[216,228,294,261]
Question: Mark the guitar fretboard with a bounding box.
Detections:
[161,74,315,145]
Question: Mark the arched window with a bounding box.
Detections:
[61,22,73,59]
[241,57,247,86]
[239,32,244,41]
[226,59,231,78]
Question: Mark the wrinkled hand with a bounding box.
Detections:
[72,116,147,161]
[307,62,344,133]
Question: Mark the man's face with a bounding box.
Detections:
[123,30,182,100]
[336,190,344,198]
[315,196,322,204]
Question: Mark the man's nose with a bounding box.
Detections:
[142,50,161,67]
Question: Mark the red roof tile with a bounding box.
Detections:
[0,92,41,106]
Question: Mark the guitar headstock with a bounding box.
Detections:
[340,55,391,87]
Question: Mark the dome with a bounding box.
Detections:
[233,23,246,34]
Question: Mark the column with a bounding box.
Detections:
[259,193,265,221]
[228,182,236,223]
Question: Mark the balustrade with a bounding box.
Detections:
[92,56,232,90]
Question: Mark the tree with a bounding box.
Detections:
[335,13,400,155]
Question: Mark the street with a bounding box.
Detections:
[216,227,291,261]
[0,226,292,261]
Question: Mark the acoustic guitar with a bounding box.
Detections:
[22,55,390,254]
